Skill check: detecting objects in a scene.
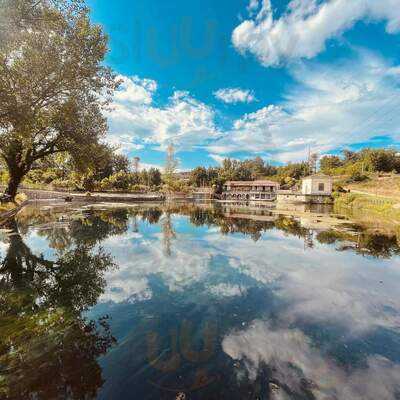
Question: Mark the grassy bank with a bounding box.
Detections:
[334,192,400,233]
[344,174,400,201]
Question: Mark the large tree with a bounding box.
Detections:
[319,155,343,174]
[0,0,117,199]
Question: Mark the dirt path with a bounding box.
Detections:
[348,189,398,200]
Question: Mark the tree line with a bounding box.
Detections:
[319,148,400,181]
[189,156,312,191]
[189,148,400,191]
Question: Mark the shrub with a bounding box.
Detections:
[99,172,138,191]
[346,172,369,184]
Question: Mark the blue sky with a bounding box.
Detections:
[87,0,400,170]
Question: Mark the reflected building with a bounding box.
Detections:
[222,180,279,201]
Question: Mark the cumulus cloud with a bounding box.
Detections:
[210,53,400,161]
[106,52,400,162]
[106,84,220,154]
[114,75,157,105]
[232,0,400,67]
[214,88,256,104]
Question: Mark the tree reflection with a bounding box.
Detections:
[317,230,400,258]
[180,204,400,258]
[0,219,117,400]
[66,209,130,248]
[162,211,176,256]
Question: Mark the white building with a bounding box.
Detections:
[301,174,333,196]
[277,174,334,204]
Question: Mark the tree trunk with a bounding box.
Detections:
[5,169,24,201]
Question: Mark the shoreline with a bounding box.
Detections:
[2,190,400,238]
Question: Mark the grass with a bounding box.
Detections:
[344,174,400,201]
[334,192,400,233]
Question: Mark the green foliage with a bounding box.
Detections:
[23,149,163,192]
[320,148,400,176]
[0,216,117,399]
[163,179,191,194]
[97,169,162,192]
[147,168,162,187]
[345,172,369,184]
[320,155,343,174]
[186,157,313,192]
[276,162,310,184]
[98,171,137,191]
[188,157,279,191]
[0,0,117,198]
[190,167,209,187]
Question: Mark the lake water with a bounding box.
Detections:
[1,202,400,400]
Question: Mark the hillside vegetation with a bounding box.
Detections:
[344,174,400,201]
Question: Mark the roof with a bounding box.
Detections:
[302,174,333,180]
[225,180,279,187]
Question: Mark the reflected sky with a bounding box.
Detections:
[1,203,400,399]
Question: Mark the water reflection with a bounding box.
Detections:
[0,218,116,400]
[0,203,400,399]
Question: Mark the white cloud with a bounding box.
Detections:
[114,75,157,105]
[106,85,220,154]
[214,88,256,104]
[209,53,400,161]
[106,53,400,162]
[232,0,400,67]
[208,154,227,165]
[137,162,163,172]
[98,220,220,297]
[247,0,260,17]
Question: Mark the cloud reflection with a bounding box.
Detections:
[223,320,400,400]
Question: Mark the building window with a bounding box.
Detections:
[318,183,325,192]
